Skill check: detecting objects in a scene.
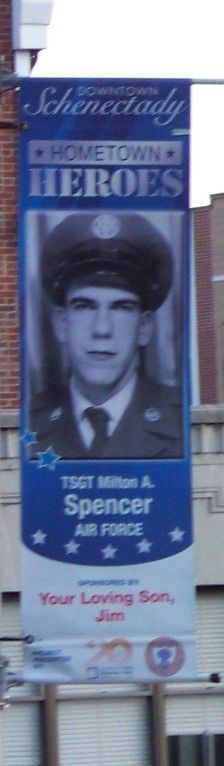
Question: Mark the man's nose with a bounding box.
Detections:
[92,307,112,336]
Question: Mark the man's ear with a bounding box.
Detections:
[138,311,153,347]
[51,307,67,344]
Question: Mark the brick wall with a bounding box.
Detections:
[0,0,19,409]
[193,206,217,403]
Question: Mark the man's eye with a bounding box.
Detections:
[113,301,139,312]
[69,301,94,310]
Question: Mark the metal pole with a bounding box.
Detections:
[0,509,4,766]
[42,685,59,766]
[151,684,169,766]
[192,79,224,85]
[0,702,4,766]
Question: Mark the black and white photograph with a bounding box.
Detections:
[26,209,184,460]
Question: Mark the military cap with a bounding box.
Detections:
[41,212,173,310]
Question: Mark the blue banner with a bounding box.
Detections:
[19,79,195,684]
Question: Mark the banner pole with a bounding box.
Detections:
[0,594,4,766]
[192,79,224,85]
[43,685,59,766]
[151,684,168,766]
[0,516,4,766]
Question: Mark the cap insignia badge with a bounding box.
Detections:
[92,214,120,239]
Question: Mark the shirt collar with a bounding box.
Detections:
[70,374,136,432]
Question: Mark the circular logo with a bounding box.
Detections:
[92,214,120,239]
[145,636,185,676]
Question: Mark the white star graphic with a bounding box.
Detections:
[169,527,185,543]
[64,540,80,555]
[101,544,117,559]
[32,529,47,545]
[37,446,60,470]
[137,538,152,554]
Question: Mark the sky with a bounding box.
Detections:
[32,0,224,208]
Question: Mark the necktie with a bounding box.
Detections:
[84,406,109,457]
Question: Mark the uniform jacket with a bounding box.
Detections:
[30,376,183,460]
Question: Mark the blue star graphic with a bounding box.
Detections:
[21,429,37,447]
[37,446,60,470]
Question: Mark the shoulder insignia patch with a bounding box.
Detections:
[144,408,161,422]
[49,407,62,422]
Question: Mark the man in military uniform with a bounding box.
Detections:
[30,211,182,460]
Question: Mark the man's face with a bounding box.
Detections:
[55,284,152,403]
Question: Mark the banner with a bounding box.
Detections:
[19,78,195,683]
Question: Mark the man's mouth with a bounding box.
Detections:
[87,351,116,360]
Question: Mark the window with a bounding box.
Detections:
[168,735,224,766]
